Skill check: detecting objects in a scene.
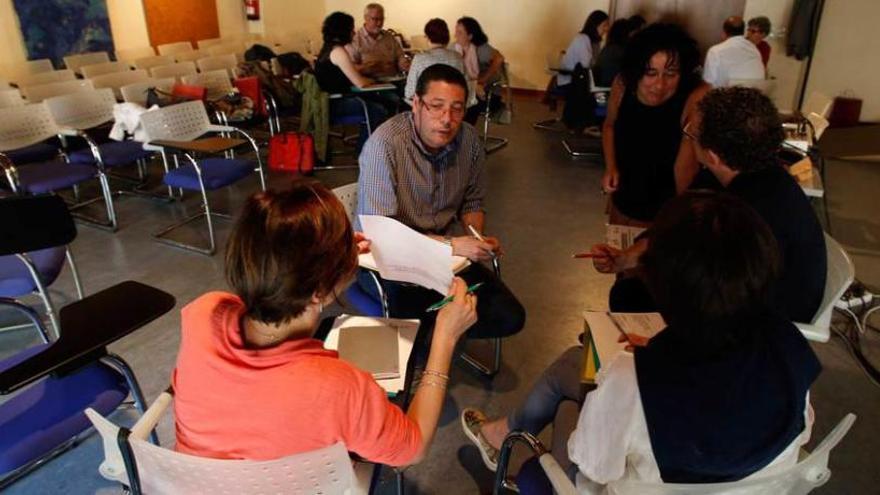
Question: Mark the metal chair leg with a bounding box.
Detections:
[16,253,61,339]
[460,337,502,378]
[102,353,160,445]
[65,248,84,300]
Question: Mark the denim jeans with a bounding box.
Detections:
[508,346,584,434]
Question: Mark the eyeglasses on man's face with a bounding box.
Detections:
[419,99,466,119]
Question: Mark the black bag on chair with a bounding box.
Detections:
[561,63,597,132]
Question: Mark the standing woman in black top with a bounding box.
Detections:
[601,23,709,225]
[314,12,389,150]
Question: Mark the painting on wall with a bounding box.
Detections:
[13,0,115,67]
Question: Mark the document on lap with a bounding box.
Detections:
[581,311,666,384]
[606,224,647,250]
[359,215,469,294]
[325,315,419,395]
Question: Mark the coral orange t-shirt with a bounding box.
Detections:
[172,292,422,466]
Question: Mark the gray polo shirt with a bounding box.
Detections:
[356,112,486,235]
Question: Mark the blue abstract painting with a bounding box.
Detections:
[14,0,114,67]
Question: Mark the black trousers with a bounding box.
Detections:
[608,275,657,313]
[357,263,526,366]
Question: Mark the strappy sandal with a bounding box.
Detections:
[461,407,499,472]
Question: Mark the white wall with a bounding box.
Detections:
[806,0,880,121]
[106,0,150,50]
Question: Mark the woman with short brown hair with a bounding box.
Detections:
[173,181,477,466]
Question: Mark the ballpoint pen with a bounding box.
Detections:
[425,282,483,312]
[467,224,497,259]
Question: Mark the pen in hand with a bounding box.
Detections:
[467,224,497,259]
[426,282,483,312]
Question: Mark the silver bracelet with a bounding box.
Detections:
[422,369,450,381]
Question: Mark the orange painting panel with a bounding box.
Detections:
[143,0,221,48]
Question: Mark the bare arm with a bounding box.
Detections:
[673,83,711,193]
[402,278,476,464]
[330,46,375,89]
[478,49,504,87]
[602,77,625,192]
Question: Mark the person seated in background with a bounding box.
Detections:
[463,192,821,494]
[314,11,391,150]
[747,15,773,70]
[596,87,827,324]
[453,17,506,124]
[356,64,525,365]
[173,182,478,466]
[602,23,709,226]
[404,18,465,102]
[628,14,647,33]
[346,2,410,78]
[594,18,635,87]
[556,10,609,89]
[702,16,765,87]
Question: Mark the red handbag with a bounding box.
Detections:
[268,132,314,174]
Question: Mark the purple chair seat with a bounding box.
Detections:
[344,284,383,316]
[0,247,66,297]
[15,162,97,195]
[4,143,59,166]
[68,141,152,168]
[0,359,128,475]
[163,158,253,191]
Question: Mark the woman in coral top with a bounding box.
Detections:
[172,181,477,466]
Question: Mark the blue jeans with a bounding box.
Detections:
[508,346,584,435]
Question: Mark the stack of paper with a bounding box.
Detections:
[581,311,666,384]
[324,315,419,395]
[359,215,469,294]
[606,224,647,250]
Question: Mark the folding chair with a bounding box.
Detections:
[0,193,83,338]
[0,103,118,231]
[0,280,175,490]
[63,52,110,74]
[115,46,157,67]
[133,55,175,72]
[89,69,150,100]
[80,61,130,79]
[196,54,239,78]
[16,69,76,87]
[494,414,856,495]
[181,70,233,100]
[87,390,370,495]
[120,78,175,107]
[20,79,94,103]
[138,100,266,255]
[149,62,198,81]
[156,41,193,57]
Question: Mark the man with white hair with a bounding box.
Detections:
[346,3,411,78]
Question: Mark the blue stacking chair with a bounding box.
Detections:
[0,103,118,230]
[0,194,83,338]
[137,100,266,255]
[43,88,158,231]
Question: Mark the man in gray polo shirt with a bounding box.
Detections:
[356,63,525,353]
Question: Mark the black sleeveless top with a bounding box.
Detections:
[612,88,689,221]
[314,46,352,94]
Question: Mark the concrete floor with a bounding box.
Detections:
[3,96,880,494]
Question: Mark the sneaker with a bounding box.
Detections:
[461,408,499,472]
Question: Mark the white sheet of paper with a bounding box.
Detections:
[359,215,455,294]
[606,224,647,250]
[358,251,470,274]
[583,311,666,367]
[324,315,419,394]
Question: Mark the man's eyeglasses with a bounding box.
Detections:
[420,100,465,119]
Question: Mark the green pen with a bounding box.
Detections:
[425,282,483,312]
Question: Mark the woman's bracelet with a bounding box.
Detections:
[419,378,447,390]
[421,369,450,381]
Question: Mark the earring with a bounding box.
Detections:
[319,302,324,313]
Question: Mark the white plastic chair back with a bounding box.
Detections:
[795,234,855,342]
[150,62,198,81]
[197,54,238,78]
[44,88,116,130]
[20,79,94,103]
[802,92,833,119]
[605,414,856,495]
[138,100,213,143]
[116,46,156,64]
[197,37,223,49]
[0,79,9,89]
[134,55,175,71]
[181,70,233,100]
[332,183,359,223]
[157,41,194,56]
[0,103,61,151]
[80,61,129,79]
[90,70,150,100]
[173,50,204,63]
[208,42,242,57]
[805,112,830,142]
[0,88,25,109]
[64,52,110,73]
[120,78,175,107]
[85,403,360,495]
[24,59,55,74]
[17,69,76,86]
[729,78,776,95]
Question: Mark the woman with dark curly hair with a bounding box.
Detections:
[601,23,709,225]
